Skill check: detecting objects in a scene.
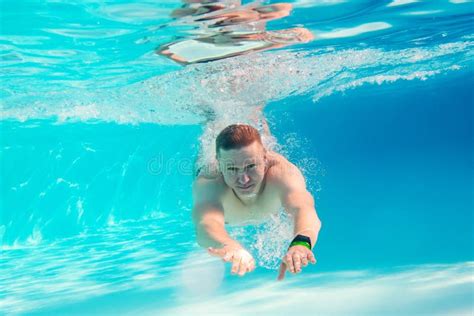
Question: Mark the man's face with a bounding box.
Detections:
[217,141,266,196]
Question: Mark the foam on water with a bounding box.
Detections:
[2,39,472,126]
[2,0,472,111]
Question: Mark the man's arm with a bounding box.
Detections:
[192,177,256,276]
[272,161,322,280]
[277,163,322,245]
[192,177,237,248]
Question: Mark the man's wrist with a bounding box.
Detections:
[289,234,312,250]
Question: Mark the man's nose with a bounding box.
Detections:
[237,173,250,184]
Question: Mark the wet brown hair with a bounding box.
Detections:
[215,124,263,156]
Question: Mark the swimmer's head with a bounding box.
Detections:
[216,124,267,196]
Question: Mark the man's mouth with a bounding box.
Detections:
[237,184,254,190]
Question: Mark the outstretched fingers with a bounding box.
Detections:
[301,255,309,267]
[307,252,317,264]
[209,247,256,277]
[248,259,256,272]
[277,262,287,281]
[238,258,256,276]
[285,254,295,273]
[238,258,248,276]
[277,249,318,281]
[293,253,302,273]
[231,256,242,275]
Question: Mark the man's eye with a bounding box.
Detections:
[246,164,256,169]
[227,167,238,172]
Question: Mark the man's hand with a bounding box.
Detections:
[277,245,316,280]
[208,244,256,276]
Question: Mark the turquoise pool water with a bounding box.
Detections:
[1,0,473,315]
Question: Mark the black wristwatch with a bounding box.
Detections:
[289,234,312,250]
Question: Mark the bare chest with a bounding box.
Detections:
[221,187,282,225]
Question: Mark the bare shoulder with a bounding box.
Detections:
[192,173,227,223]
[265,151,306,190]
[265,151,314,212]
[192,173,226,204]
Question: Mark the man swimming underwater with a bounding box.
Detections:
[192,124,322,280]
